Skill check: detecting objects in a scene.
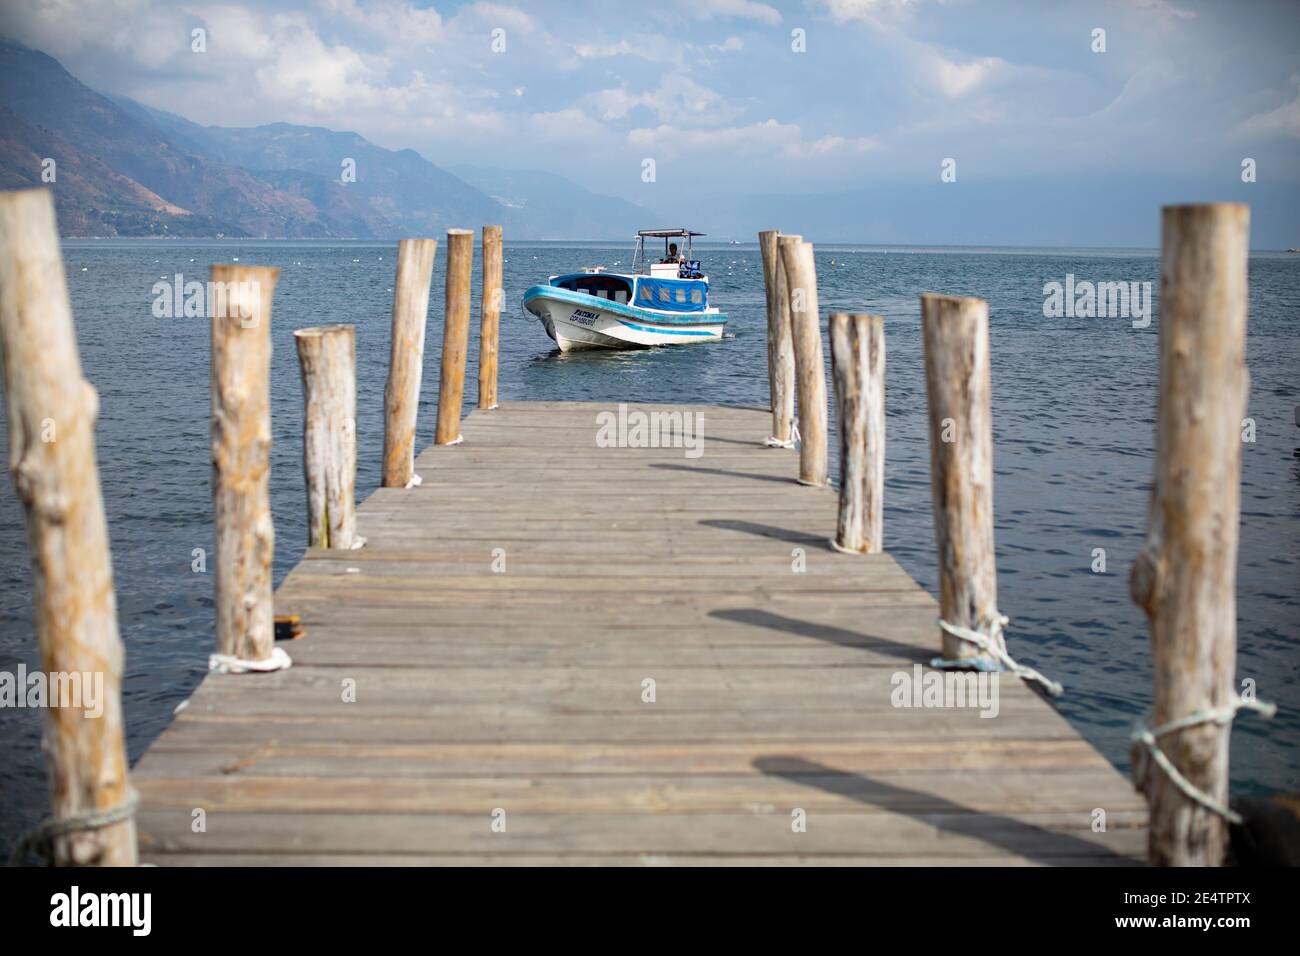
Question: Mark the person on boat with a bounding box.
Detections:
[662,242,684,264]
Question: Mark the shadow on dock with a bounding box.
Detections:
[754,756,1136,866]
[710,608,930,664]
[699,516,830,547]
[651,462,794,485]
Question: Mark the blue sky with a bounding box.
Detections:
[4,0,1299,245]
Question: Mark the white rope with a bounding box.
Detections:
[443,434,464,446]
[828,537,868,555]
[764,436,796,449]
[208,646,293,674]
[405,473,423,488]
[1132,694,1276,824]
[933,615,1064,697]
[9,788,139,866]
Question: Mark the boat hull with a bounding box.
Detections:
[523,286,726,352]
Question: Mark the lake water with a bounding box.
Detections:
[1,238,1297,856]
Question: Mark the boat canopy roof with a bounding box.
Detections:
[637,228,706,238]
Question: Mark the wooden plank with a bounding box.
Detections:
[138,853,1142,867]
[134,772,1143,815]
[135,738,1127,773]
[135,810,1145,860]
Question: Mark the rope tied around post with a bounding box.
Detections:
[764,420,800,449]
[932,614,1064,698]
[1132,693,1276,825]
[208,645,293,674]
[8,788,139,867]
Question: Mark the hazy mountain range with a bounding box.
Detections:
[2,36,1294,247]
[0,37,656,239]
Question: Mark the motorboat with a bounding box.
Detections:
[523,228,727,351]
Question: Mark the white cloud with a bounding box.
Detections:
[200,4,276,59]
[573,39,637,59]
[784,134,879,158]
[526,108,608,144]
[1126,0,1197,22]
[319,0,445,46]
[820,0,921,24]
[709,37,744,53]
[1238,76,1300,139]
[628,118,877,161]
[449,1,540,34]
[687,0,781,26]
[585,75,737,126]
[932,54,1007,98]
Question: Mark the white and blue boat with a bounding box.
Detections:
[523,228,727,351]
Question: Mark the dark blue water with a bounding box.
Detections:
[1,239,1297,856]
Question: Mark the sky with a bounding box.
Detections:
[3,0,1299,245]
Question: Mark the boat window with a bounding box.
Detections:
[615,290,628,304]
[691,289,703,304]
[659,288,670,303]
[555,274,633,301]
[639,285,652,302]
[675,289,686,304]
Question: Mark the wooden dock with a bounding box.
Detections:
[132,401,1146,865]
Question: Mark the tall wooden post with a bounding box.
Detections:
[759,230,795,446]
[478,225,504,410]
[780,237,827,485]
[293,324,358,550]
[829,313,885,553]
[436,228,473,445]
[0,189,136,865]
[210,263,279,664]
[382,238,437,488]
[1130,203,1250,867]
[921,293,1001,665]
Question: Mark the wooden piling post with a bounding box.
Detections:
[1130,203,1251,867]
[759,230,796,446]
[779,237,827,485]
[293,324,358,550]
[382,238,437,488]
[0,188,136,865]
[478,225,504,410]
[829,313,885,553]
[210,263,279,664]
[436,228,474,445]
[921,293,1001,665]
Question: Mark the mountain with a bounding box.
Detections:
[0,37,342,237]
[121,102,506,236]
[449,165,658,240]
[0,104,233,236]
[0,36,661,239]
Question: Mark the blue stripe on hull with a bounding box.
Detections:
[614,319,715,336]
[523,285,727,327]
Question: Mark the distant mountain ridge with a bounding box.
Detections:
[0,36,658,239]
[448,165,655,241]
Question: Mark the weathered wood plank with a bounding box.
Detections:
[135,810,1145,859]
